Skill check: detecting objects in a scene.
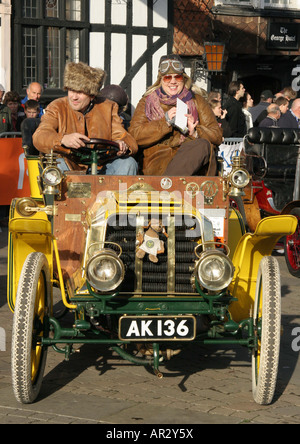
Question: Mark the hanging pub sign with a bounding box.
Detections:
[267,23,298,50]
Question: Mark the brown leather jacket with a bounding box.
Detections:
[33,96,138,169]
[129,93,223,176]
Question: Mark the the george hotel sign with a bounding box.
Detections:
[267,23,298,51]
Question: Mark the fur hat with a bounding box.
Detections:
[64,62,106,96]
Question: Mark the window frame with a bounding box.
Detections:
[11,0,90,102]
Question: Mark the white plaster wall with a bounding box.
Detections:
[89,0,170,108]
[111,1,127,26]
[89,32,105,70]
[153,0,168,28]
[133,0,148,27]
[90,0,105,24]
[0,1,12,92]
[131,34,148,109]
[111,33,127,85]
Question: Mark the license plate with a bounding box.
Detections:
[119,316,196,341]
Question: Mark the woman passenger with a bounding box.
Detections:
[128,54,222,176]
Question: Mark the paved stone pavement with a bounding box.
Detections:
[0,225,299,425]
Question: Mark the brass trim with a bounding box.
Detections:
[68,182,92,198]
[200,181,219,205]
[134,215,145,295]
[167,216,176,294]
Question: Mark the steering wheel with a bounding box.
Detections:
[70,138,121,174]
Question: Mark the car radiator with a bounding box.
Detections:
[105,215,199,295]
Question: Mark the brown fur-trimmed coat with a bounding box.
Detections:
[33,97,138,170]
[128,93,222,176]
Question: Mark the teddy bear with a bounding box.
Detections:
[136,218,168,263]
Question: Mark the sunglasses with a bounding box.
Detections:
[159,59,184,74]
[162,74,184,83]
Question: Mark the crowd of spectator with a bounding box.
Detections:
[208,82,299,138]
[0,82,43,135]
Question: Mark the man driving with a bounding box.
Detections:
[33,62,138,175]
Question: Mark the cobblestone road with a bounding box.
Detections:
[0,225,299,424]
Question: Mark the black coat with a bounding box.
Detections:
[217,117,232,138]
[223,96,246,137]
[258,116,278,128]
[278,110,299,129]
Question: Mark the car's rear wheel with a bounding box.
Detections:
[252,256,281,405]
[11,253,51,404]
[284,207,300,278]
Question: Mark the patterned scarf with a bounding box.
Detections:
[145,87,199,124]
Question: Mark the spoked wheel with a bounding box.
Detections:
[284,207,300,278]
[11,253,51,404]
[252,256,281,405]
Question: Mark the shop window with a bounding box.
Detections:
[66,0,82,20]
[22,0,39,18]
[46,0,59,17]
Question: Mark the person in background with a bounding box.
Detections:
[278,98,300,129]
[0,95,11,134]
[208,98,232,139]
[3,91,25,131]
[128,54,222,176]
[24,100,40,118]
[207,90,221,103]
[274,86,297,104]
[274,96,289,116]
[258,104,281,128]
[240,91,254,132]
[282,86,297,105]
[250,90,273,126]
[258,95,290,124]
[33,62,138,175]
[0,84,5,104]
[223,81,246,137]
[20,100,41,155]
[21,82,44,117]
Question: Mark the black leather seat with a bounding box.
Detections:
[245,127,300,211]
[247,127,300,145]
[21,118,41,156]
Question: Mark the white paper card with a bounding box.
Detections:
[175,98,188,131]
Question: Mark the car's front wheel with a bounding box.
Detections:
[252,256,281,405]
[11,253,51,404]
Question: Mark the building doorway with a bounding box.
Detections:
[239,75,281,105]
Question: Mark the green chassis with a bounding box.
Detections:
[41,288,257,374]
[22,162,258,376]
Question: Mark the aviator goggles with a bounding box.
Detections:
[159,59,184,74]
[162,74,184,83]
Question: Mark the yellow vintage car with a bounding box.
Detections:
[7,139,297,405]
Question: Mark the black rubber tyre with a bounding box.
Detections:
[11,253,51,404]
[252,256,281,405]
